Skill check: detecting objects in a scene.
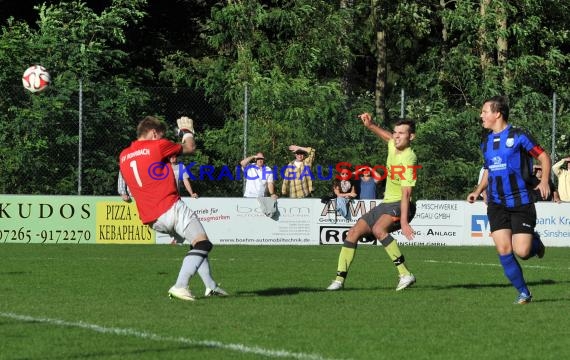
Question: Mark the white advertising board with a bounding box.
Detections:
[156,198,319,245]
[3,195,564,247]
[155,198,570,247]
[464,201,570,247]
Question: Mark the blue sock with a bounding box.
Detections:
[499,253,529,295]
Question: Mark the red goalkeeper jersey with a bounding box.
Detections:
[119,139,182,224]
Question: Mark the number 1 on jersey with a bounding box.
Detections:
[130,160,143,187]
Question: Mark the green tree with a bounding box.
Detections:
[0,0,148,194]
[391,0,570,197]
[1,0,568,199]
[161,1,356,197]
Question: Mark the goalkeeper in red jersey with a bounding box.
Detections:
[119,116,227,301]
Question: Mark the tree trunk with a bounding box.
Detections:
[372,0,387,124]
[375,29,387,124]
[340,0,355,97]
[496,3,509,88]
[440,0,448,42]
[478,0,492,75]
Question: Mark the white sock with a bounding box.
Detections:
[174,255,205,288]
[197,258,217,290]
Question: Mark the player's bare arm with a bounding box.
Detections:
[181,136,196,154]
[358,113,392,142]
[467,169,488,203]
[399,186,415,240]
[535,152,552,200]
[177,116,196,154]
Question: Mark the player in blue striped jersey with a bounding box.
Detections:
[467,96,550,304]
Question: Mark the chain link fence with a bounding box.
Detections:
[1,84,568,199]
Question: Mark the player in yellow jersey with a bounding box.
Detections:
[327,112,418,291]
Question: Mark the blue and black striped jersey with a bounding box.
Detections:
[481,124,544,207]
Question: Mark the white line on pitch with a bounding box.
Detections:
[423,259,567,270]
[0,312,345,360]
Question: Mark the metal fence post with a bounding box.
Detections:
[400,88,405,119]
[551,92,557,162]
[78,79,83,195]
[243,83,249,194]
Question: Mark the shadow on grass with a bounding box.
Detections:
[530,297,570,303]
[236,287,326,296]
[236,278,565,297]
[236,285,418,295]
[428,278,558,291]
[0,271,31,275]
[41,345,213,359]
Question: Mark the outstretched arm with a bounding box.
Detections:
[358,113,392,143]
[177,116,197,154]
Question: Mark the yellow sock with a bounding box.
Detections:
[381,236,410,276]
[335,243,356,282]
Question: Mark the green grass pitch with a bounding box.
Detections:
[1,244,569,359]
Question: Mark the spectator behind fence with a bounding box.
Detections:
[281,145,316,198]
[170,156,198,198]
[240,152,278,199]
[332,169,357,219]
[240,152,278,218]
[117,171,131,202]
[552,156,570,202]
[531,166,560,203]
[355,164,383,200]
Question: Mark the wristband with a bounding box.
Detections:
[182,132,194,144]
[178,128,194,137]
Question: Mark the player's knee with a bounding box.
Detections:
[187,239,213,257]
[346,228,361,243]
[371,225,388,240]
[387,222,401,233]
[194,239,213,252]
[516,250,531,260]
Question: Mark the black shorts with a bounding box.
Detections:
[360,201,416,232]
[487,203,536,234]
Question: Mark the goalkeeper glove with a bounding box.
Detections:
[176,116,195,142]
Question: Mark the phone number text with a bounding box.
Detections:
[1,228,92,243]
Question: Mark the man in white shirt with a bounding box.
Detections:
[240,152,278,199]
[117,171,131,202]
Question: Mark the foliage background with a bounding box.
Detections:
[0,0,568,199]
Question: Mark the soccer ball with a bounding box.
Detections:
[22,65,51,93]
